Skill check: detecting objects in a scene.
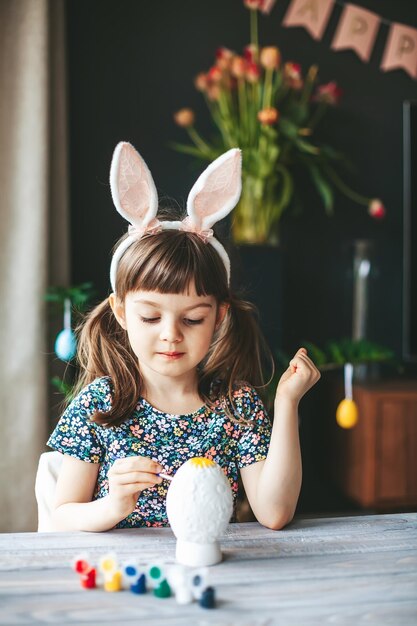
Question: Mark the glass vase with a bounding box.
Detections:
[231,174,281,246]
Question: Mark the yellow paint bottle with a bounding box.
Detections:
[104,570,122,592]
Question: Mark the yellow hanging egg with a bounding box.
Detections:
[336,398,359,429]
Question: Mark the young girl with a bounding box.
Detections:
[48,143,320,532]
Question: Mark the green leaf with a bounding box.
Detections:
[45,283,95,311]
[308,164,334,215]
[319,144,345,162]
[51,376,75,401]
[327,341,346,365]
[279,118,298,139]
[294,138,320,155]
[320,338,396,367]
[274,164,293,212]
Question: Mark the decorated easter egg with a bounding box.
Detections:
[166,457,233,567]
[54,328,77,361]
[336,398,359,429]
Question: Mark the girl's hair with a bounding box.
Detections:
[74,227,272,427]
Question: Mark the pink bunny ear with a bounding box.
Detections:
[110,142,158,227]
[186,149,242,230]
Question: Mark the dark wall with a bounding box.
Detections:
[66,0,417,360]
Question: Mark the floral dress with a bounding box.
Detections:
[47,377,272,528]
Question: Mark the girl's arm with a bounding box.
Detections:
[52,455,163,532]
[240,348,320,530]
[52,456,121,531]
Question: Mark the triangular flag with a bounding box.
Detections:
[381,23,417,79]
[282,0,334,41]
[331,4,381,62]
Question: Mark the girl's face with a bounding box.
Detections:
[110,285,227,384]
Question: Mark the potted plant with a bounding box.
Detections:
[172,0,385,246]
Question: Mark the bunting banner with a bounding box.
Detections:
[282,0,334,41]
[381,23,417,79]
[331,5,380,62]
[281,0,417,80]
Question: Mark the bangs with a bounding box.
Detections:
[115,230,229,299]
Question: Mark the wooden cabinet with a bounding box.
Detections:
[333,380,417,510]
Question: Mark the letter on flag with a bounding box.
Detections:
[331,4,381,62]
[381,23,417,79]
[282,0,334,41]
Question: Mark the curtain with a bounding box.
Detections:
[0,0,69,532]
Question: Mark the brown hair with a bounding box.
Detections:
[74,228,271,426]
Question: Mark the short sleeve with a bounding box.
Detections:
[47,378,112,464]
[234,384,272,468]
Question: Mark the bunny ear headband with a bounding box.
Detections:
[109,142,242,292]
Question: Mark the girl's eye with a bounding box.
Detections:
[140,316,204,325]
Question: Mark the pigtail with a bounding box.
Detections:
[74,298,142,427]
[201,295,273,415]
[225,296,267,386]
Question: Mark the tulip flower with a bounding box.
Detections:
[259,0,277,13]
[260,47,281,70]
[231,56,247,79]
[173,109,195,128]
[244,0,276,13]
[208,66,223,84]
[244,0,263,9]
[216,47,234,71]
[368,199,386,220]
[258,107,279,125]
[244,45,257,63]
[194,73,209,92]
[315,81,343,105]
[284,62,303,89]
[246,61,261,83]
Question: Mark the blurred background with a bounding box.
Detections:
[1,0,416,532]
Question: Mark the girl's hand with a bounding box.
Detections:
[107,456,163,518]
[275,348,320,405]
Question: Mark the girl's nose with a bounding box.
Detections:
[160,319,183,343]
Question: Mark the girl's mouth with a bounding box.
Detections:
[158,352,185,359]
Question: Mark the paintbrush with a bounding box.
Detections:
[158,472,174,481]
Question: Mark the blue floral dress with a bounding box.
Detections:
[47,377,271,528]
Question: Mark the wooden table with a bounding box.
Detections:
[1,514,416,625]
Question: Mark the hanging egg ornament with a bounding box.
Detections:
[54,297,77,361]
[336,398,358,428]
[336,363,359,429]
[54,328,77,361]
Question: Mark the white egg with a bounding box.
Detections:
[166,457,233,567]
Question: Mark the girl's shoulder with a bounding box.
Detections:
[211,380,267,421]
[67,376,114,417]
[230,381,265,411]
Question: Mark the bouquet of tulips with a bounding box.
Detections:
[172,0,385,244]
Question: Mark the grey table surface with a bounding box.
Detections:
[0,513,416,626]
